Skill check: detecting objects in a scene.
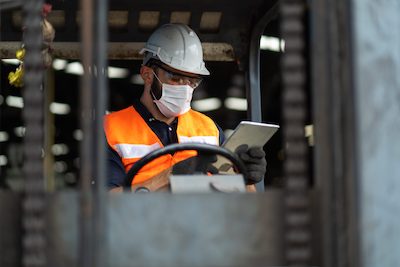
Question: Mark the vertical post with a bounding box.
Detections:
[247,2,279,192]
[79,0,108,266]
[93,0,109,265]
[311,0,359,266]
[79,0,95,266]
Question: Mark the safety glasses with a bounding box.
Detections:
[153,63,203,89]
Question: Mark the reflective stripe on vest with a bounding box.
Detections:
[104,106,219,185]
[115,143,161,159]
[178,135,218,145]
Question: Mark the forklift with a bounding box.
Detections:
[2,0,399,266]
[1,0,312,266]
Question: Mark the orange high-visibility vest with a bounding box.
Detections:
[104,106,220,185]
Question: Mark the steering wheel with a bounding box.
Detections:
[123,143,248,192]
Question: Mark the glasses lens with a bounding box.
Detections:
[156,64,202,88]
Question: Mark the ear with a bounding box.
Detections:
[140,65,153,85]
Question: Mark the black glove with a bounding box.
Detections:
[235,144,267,185]
[199,154,219,174]
[172,154,219,175]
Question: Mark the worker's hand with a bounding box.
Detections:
[173,154,219,175]
[202,154,219,174]
[235,144,267,185]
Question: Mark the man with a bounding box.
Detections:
[104,23,266,192]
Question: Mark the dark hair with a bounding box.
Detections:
[145,58,162,68]
[142,51,162,67]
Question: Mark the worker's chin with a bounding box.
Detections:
[154,100,190,118]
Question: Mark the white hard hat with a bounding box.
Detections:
[140,23,210,76]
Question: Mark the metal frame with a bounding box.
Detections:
[0,0,319,266]
[246,2,280,192]
[310,0,360,266]
[0,190,288,266]
[79,0,108,266]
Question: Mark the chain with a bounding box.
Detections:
[281,0,312,266]
[22,0,46,266]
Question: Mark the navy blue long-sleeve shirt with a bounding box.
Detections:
[106,100,225,188]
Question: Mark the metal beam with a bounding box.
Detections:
[0,41,235,61]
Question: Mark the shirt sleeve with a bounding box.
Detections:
[107,144,126,189]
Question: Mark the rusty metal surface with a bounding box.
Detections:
[0,41,234,61]
[45,190,285,267]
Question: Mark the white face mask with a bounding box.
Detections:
[152,73,194,118]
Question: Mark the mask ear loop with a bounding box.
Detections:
[152,70,163,84]
[150,70,163,101]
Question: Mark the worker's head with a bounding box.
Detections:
[140,24,209,118]
[140,23,209,76]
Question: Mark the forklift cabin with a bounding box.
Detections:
[0,0,317,266]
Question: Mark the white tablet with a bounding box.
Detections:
[222,121,279,151]
[215,121,279,172]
